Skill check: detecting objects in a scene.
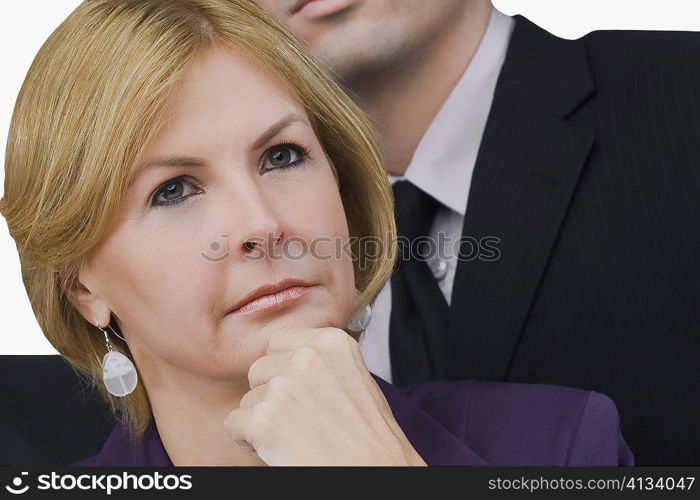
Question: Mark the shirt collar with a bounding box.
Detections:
[393,7,514,216]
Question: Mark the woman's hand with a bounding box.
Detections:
[223,326,427,466]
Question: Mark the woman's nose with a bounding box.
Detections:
[229,195,285,262]
[239,222,283,261]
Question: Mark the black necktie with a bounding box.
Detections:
[389,180,450,386]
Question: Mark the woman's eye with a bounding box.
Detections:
[151,176,201,209]
[261,144,309,172]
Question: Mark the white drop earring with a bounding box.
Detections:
[346,289,372,338]
[94,317,138,397]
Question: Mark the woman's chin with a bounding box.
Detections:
[252,306,343,334]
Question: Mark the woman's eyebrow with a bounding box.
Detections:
[129,113,308,187]
[129,156,206,188]
[251,112,308,150]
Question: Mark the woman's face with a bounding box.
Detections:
[75,47,356,384]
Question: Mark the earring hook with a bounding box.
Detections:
[94,316,128,344]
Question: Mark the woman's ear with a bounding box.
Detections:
[61,269,112,328]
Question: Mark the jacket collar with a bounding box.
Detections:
[499,14,595,118]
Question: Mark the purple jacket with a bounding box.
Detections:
[71,375,634,466]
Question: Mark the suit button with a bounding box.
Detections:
[431,259,449,281]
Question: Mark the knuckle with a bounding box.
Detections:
[223,408,242,435]
[239,390,255,409]
[250,402,275,430]
[265,375,290,399]
[247,356,266,387]
[289,345,317,370]
[321,326,345,337]
[315,328,350,351]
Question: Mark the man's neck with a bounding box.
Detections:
[347,3,493,176]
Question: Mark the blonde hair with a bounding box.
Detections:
[0,0,396,441]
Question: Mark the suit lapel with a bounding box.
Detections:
[447,15,596,381]
[372,375,489,465]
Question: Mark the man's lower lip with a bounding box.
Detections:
[228,286,312,315]
[296,0,356,19]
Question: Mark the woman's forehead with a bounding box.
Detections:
[173,47,302,123]
[138,48,313,163]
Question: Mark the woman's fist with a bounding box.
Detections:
[223,326,426,466]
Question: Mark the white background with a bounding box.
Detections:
[2,0,700,354]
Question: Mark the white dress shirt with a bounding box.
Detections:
[359,7,515,383]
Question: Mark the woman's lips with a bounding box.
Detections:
[229,285,312,315]
[294,0,357,20]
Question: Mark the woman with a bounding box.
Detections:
[0,0,633,466]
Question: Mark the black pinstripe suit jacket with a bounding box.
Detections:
[444,15,700,465]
